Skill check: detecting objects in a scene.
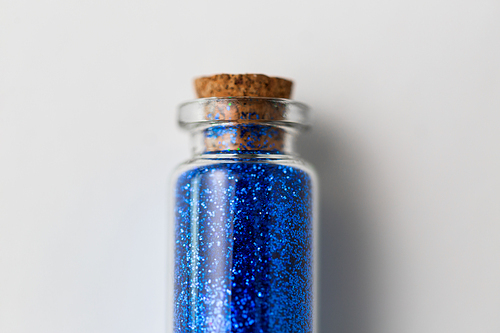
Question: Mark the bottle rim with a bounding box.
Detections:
[178,97,311,130]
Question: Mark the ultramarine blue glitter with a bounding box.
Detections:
[174,162,313,332]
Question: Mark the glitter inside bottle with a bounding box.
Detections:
[173,95,317,333]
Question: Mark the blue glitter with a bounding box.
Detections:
[174,162,313,332]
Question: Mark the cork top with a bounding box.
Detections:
[194,74,293,99]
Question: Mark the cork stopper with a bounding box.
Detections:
[194,74,293,153]
[194,74,293,99]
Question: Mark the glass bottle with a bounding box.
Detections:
[172,97,317,332]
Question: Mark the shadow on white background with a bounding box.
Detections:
[298,115,375,333]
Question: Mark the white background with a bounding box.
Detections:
[1,1,499,332]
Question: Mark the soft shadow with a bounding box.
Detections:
[298,116,374,333]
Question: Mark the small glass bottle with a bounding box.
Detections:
[172,77,317,333]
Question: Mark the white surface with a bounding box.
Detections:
[1,1,499,332]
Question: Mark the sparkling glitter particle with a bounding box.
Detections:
[174,161,313,333]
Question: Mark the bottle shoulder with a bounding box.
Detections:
[172,153,317,181]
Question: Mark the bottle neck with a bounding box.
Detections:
[190,123,296,156]
[178,97,310,157]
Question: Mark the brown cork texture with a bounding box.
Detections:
[194,74,293,99]
[195,74,293,153]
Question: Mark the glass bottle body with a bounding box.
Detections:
[172,98,317,333]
